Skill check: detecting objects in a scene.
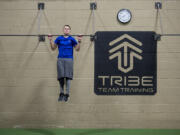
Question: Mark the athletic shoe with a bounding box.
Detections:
[58,93,64,102]
[64,94,69,102]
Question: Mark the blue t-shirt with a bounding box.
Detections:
[54,36,77,59]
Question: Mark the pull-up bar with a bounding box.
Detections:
[0,34,92,37]
[0,34,180,37]
[0,33,179,42]
[161,34,180,36]
[0,34,96,42]
[154,34,180,41]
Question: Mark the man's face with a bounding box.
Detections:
[63,26,71,35]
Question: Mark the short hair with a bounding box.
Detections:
[64,25,71,30]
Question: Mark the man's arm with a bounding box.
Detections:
[75,35,82,51]
[75,42,80,51]
[48,35,57,51]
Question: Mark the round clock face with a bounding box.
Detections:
[117,9,132,24]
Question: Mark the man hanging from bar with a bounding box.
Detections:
[48,25,82,102]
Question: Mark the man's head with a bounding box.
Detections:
[63,25,71,35]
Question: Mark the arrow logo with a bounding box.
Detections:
[109,34,143,73]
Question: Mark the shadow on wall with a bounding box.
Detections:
[14,11,39,79]
[0,12,40,128]
[154,7,159,32]
[78,10,94,69]
[1,10,57,127]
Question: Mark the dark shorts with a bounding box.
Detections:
[57,58,73,80]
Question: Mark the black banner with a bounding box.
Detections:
[94,31,157,95]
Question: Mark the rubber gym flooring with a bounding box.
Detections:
[0,128,180,135]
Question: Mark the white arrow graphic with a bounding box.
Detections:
[109,34,143,73]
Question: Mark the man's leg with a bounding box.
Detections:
[64,78,71,102]
[66,78,71,95]
[58,78,65,101]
